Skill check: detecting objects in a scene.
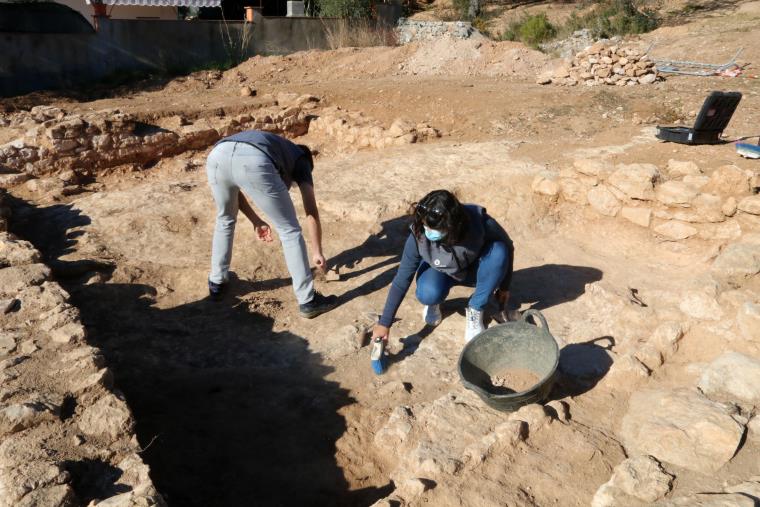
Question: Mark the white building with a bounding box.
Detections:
[57,0,220,27]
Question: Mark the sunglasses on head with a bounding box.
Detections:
[416,202,445,219]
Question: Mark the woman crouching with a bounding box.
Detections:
[372,189,515,344]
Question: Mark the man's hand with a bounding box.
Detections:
[372,323,390,342]
[254,222,273,242]
[312,252,327,273]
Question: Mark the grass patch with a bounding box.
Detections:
[471,16,490,36]
[500,13,557,48]
[451,0,470,19]
[322,18,397,49]
[562,0,658,39]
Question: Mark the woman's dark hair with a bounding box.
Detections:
[411,189,468,245]
[297,144,314,170]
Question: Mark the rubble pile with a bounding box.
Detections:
[308,107,441,155]
[0,202,164,506]
[539,42,659,86]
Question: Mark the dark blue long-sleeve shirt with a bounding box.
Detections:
[378,215,513,327]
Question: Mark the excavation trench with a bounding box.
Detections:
[8,140,624,506]
[14,198,393,507]
[12,133,752,505]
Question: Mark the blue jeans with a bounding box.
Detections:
[415,241,511,311]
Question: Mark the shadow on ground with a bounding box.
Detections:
[510,264,603,311]
[12,199,392,507]
[552,336,615,400]
[239,214,410,309]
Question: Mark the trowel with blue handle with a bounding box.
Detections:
[370,337,387,375]
[736,142,760,159]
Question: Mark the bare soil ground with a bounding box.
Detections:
[4,2,760,506]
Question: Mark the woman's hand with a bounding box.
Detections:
[312,252,327,273]
[494,289,520,322]
[495,289,510,309]
[372,324,390,342]
[253,222,273,242]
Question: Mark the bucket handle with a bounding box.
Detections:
[522,309,549,334]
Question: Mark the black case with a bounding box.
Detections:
[656,91,742,145]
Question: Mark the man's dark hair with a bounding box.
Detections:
[411,189,468,245]
[297,144,314,170]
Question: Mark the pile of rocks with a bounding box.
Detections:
[0,204,164,506]
[539,42,659,86]
[308,107,441,154]
[395,19,480,45]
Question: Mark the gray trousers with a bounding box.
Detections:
[207,141,314,305]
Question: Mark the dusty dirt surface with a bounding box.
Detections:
[3,2,760,506]
[490,368,541,391]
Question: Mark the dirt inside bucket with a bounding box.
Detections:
[490,368,541,392]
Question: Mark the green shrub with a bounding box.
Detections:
[471,16,489,35]
[452,0,470,20]
[318,0,371,18]
[563,0,658,39]
[500,13,556,48]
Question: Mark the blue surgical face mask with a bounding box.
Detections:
[424,226,446,242]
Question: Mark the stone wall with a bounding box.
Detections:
[532,157,759,244]
[395,19,480,44]
[0,93,446,195]
[0,93,317,194]
[0,198,164,506]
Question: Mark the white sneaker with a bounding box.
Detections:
[465,307,486,342]
[422,304,442,327]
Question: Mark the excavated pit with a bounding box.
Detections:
[13,199,395,506]
[10,131,757,506]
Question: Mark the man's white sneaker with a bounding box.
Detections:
[465,307,486,342]
[422,304,442,326]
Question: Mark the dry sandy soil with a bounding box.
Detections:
[2,2,760,506]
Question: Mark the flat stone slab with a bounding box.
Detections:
[698,352,760,404]
[620,388,744,473]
